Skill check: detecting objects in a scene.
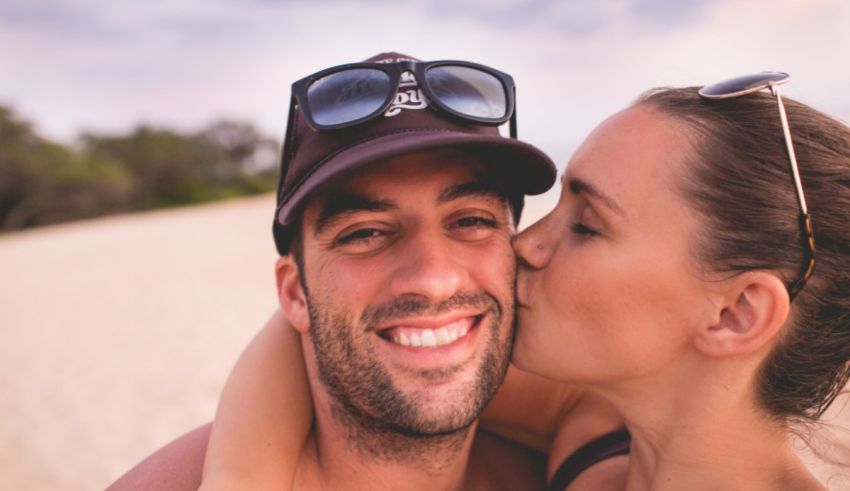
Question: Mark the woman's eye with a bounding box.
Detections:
[570,222,598,237]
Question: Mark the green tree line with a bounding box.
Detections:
[0,105,280,231]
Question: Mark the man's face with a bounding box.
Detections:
[287,149,516,436]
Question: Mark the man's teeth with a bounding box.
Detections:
[391,323,471,349]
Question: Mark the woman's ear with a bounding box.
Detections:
[276,256,310,334]
[695,272,791,357]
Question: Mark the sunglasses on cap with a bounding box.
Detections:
[699,71,816,301]
[288,59,518,138]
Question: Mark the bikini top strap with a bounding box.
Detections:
[548,428,631,491]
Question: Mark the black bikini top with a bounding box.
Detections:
[548,428,631,491]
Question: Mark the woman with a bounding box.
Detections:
[201,77,850,490]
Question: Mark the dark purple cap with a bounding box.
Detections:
[273,52,556,253]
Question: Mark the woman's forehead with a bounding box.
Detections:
[566,106,690,183]
[559,105,697,226]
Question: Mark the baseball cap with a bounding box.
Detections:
[273,52,556,254]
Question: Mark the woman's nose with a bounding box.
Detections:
[512,214,554,270]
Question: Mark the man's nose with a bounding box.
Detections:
[512,213,554,270]
[389,232,467,303]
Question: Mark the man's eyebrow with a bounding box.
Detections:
[313,191,395,235]
[564,175,626,218]
[437,180,509,204]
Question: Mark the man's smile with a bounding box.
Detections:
[380,315,481,348]
[371,311,492,371]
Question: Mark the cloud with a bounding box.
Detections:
[630,0,706,27]
[0,0,846,161]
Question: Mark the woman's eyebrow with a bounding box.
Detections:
[566,176,626,218]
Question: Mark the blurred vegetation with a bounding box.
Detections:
[0,105,279,231]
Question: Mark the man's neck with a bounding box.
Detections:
[298,395,478,491]
[326,397,474,466]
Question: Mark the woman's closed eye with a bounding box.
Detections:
[570,222,599,238]
[569,202,604,240]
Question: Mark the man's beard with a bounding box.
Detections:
[305,290,513,462]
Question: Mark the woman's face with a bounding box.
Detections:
[513,104,720,385]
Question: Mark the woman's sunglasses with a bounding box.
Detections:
[699,72,816,300]
[289,59,518,137]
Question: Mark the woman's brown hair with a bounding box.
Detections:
[638,86,850,423]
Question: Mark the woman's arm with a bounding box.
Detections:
[200,309,312,491]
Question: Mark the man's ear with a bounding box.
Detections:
[694,272,791,357]
[276,255,310,334]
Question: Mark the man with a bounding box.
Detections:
[109,52,557,490]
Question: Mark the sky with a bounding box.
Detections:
[2,0,849,185]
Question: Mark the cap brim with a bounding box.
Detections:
[277,129,556,225]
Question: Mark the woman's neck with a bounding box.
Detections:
[596,353,824,491]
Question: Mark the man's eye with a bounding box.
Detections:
[453,216,497,229]
[448,215,502,242]
[337,228,387,245]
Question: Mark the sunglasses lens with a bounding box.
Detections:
[425,66,508,120]
[307,68,392,126]
[699,71,790,98]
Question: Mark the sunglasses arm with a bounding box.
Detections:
[509,86,518,139]
[771,85,809,215]
[769,83,817,300]
[278,95,298,200]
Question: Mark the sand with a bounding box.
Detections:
[0,193,847,490]
[0,195,280,490]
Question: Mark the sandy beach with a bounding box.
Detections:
[0,195,280,490]
[1,193,847,490]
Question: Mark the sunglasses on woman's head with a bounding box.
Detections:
[699,72,816,301]
[289,59,518,137]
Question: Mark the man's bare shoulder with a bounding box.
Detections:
[466,428,548,491]
[107,424,550,490]
[107,423,211,491]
